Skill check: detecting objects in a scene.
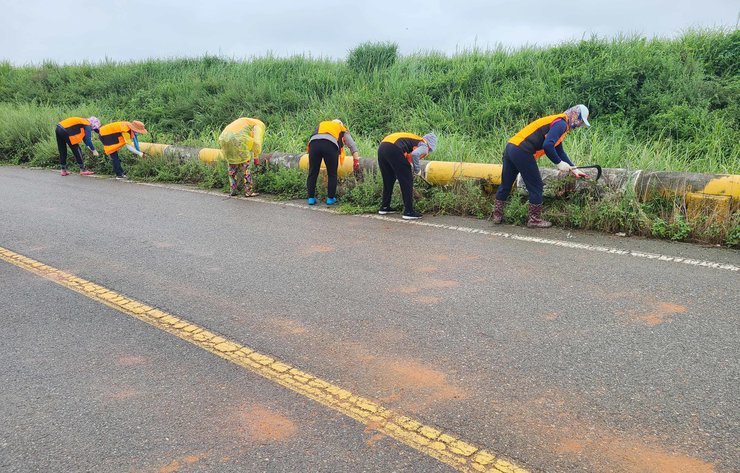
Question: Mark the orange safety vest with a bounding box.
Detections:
[308,120,349,164]
[381,132,429,164]
[99,121,133,155]
[508,113,569,158]
[58,117,90,145]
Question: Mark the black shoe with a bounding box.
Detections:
[378,206,399,215]
[115,174,128,180]
[402,211,422,220]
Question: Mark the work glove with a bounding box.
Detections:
[570,168,588,179]
[253,157,260,166]
[92,150,99,158]
[556,161,572,172]
[353,158,360,173]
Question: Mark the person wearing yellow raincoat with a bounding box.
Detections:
[218,117,266,197]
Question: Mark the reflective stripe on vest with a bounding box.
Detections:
[508,114,569,158]
[58,117,90,145]
[99,121,132,155]
[382,132,428,163]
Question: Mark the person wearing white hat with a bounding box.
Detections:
[377,131,437,220]
[492,105,590,228]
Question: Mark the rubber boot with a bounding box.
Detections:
[526,203,552,228]
[491,199,506,224]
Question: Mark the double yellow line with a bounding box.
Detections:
[0,245,528,473]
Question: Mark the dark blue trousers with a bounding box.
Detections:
[495,143,544,205]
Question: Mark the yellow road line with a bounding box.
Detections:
[0,245,528,473]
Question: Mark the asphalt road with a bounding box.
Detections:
[1,167,738,473]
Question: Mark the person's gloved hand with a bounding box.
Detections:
[556,161,572,172]
[253,157,260,166]
[353,158,360,173]
[571,168,588,179]
[92,150,99,158]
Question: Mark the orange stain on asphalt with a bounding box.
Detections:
[158,454,203,473]
[414,295,443,304]
[423,278,460,289]
[395,286,419,294]
[544,312,559,321]
[303,244,335,254]
[108,389,137,400]
[237,405,297,442]
[116,355,148,366]
[269,317,308,335]
[630,302,688,326]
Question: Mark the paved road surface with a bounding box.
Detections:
[1,167,738,472]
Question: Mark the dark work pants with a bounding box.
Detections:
[55,125,84,170]
[495,143,544,205]
[307,138,340,199]
[109,150,125,177]
[378,142,414,213]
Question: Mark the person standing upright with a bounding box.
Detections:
[492,105,590,228]
[56,116,100,176]
[377,132,437,220]
[306,119,360,205]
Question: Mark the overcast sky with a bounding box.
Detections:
[1,1,737,65]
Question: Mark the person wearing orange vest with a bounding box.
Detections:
[377,132,437,220]
[306,119,360,205]
[218,117,265,197]
[492,105,590,228]
[98,120,148,179]
[55,116,100,176]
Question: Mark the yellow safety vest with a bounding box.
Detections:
[58,117,90,145]
[508,113,569,158]
[309,120,349,164]
[382,132,429,163]
[99,122,133,155]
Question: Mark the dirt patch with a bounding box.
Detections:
[557,439,584,454]
[364,420,386,448]
[544,312,559,321]
[414,295,443,304]
[499,387,715,473]
[629,302,688,326]
[268,318,308,335]
[158,454,203,473]
[422,278,460,289]
[395,286,419,294]
[116,355,148,366]
[236,405,297,442]
[430,255,451,261]
[107,389,137,400]
[303,245,335,255]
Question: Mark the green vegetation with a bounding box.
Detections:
[0,30,737,245]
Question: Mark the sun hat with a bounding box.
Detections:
[129,120,148,134]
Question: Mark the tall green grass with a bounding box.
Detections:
[0,30,737,172]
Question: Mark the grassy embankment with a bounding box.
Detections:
[0,31,737,245]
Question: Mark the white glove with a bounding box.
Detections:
[570,168,588,178]
[556,161,572,172]
[92,150,99,158]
